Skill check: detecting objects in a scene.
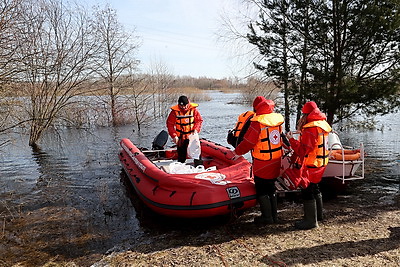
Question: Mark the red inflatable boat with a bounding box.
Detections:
[119,137,257,218]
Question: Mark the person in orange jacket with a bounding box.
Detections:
[286,101,332,230]
[232,96,285,224]
[167,95,203,165]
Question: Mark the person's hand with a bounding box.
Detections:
[173,136,179,144]
[286,131,293,139]
[231,151,240,161]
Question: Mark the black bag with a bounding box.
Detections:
[227,130,238,147]
[227,112,253,148]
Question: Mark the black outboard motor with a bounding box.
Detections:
[152,130,169,150]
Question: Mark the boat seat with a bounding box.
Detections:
[161,165,171,173]
[153,159,174,173]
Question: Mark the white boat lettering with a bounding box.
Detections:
[122,142,147,172]
[132,156,146,172]
[121,142,129,153]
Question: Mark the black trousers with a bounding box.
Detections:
[177,139,189,163]
[254,176,277,197]
[301,182,321,200]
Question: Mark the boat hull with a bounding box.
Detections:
[119,138,257,218]
[323,160,362,178]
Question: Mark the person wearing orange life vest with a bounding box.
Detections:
[167,95,203,165]
[286,101,332,230]
[232,96,285,224]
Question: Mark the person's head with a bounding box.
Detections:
[178,95,189,110]
[297,101,326,130]
[301,101,318,114]
[253,96,275,114]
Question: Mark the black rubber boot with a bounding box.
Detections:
[295,199,318,230]
[254,195,274,225]
[315,193,323,221]
[270,193,280,223]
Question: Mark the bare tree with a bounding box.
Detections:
[147,57,175,119]
[216,1,261,79]
[241,76,280,104]
[0,0,23,135]
[15,0,98,146]
[0,0,22,83]
[120,68,154,132]
[91,4,140,126]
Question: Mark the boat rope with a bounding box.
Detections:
[211,244,229,267]
[152,186,159,195]
[229,205,239,221]
[190,192,196,206]
[261,255,287,267]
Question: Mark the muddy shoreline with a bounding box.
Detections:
[96,187,400,267]
[5,180,397,267]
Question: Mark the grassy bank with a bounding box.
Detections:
[32,185,398,267]
[94,191,399,267]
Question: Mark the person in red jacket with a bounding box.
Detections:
[286,101,332,230]
[232,96,285,224]
[167,95,203,165]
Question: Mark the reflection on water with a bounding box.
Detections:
[0,91,399,265]
[338,114,400,193]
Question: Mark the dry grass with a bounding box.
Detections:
[93,191,400,267]
[2,186,399,267]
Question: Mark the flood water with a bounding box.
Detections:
[0,91,399,266]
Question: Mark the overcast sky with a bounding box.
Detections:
[85,0,250,79]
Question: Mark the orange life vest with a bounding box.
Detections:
[251,113,284,161]
[171,103,198,140]
[302,120,332,167]
[232,111,255,137]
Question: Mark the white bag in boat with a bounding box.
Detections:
[187,132,201,159]
[167,162,217,174]
[169,162,195,174]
